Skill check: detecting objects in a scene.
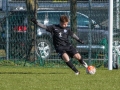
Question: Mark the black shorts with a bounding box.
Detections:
[55,45,78,59]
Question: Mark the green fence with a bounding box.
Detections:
[0,0,120,68]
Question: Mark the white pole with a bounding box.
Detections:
[108,0,113,70]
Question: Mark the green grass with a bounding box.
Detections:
[0,66,120,90]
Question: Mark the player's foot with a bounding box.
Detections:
[75,71,80,75]
[82,61,88,68]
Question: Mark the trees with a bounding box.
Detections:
[25,0,38,61]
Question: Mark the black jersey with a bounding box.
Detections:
[46,24,73,47]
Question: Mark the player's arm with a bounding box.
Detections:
[31,18,47,29]
[72,33,84,44]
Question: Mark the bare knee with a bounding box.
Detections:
[73,53,82,60]
[62,53,70,62]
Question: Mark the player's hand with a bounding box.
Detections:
[77,39,84,44]
[31,18,38,24]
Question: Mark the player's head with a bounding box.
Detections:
[60,15,69,28]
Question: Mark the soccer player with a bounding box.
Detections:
[31,15,88,75]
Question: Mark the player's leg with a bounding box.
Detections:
[62,53,80,75]
[68,46,88,68]
[55,46,80,75]
[73,53,88,68]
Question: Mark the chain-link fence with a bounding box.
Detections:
[112,0,120,69]
[0,0,120,68]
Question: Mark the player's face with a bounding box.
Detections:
[60,22,68,28]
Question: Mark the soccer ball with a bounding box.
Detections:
[86,65,96,75]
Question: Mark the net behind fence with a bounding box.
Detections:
[112,0,120,69]
[0,0,120,68]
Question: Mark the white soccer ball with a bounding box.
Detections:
[86,65,96,75]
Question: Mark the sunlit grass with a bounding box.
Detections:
[0,66,120,90]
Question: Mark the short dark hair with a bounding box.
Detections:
[60,15,69,23]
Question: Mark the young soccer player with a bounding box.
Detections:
[31,15,88,75]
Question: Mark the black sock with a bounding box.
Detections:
[79,57,84,64]
[66,60,78,73]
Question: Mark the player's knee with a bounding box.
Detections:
[62,53,70,62]
[74,53,81,59]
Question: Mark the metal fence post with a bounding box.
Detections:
[116,0,120,29]
[88,0,92,65]
[5,0,9,60]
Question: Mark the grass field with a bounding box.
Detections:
[0,66,120,90]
